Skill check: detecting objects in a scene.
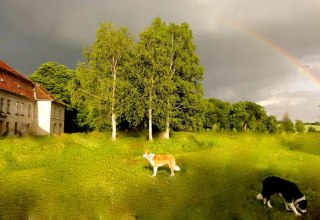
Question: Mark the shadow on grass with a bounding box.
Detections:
[123,153,320,220]
[143,165,174,176]
[0,188,37,219]
[123,156,260,219]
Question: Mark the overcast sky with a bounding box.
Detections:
[1,0,319,122]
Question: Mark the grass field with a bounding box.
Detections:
[305,124,320,132]
[0,131,320,219]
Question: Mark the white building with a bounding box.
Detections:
[0,59,65,136]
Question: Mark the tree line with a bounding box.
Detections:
[28,18,315,139]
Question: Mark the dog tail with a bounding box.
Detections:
[174,165,180,171]
[256,194,264,200]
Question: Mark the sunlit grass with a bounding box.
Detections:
[0,132,319,219]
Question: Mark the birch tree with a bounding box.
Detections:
[70,22,133,140]
[135,18,170,140]
[163,22,204,136]
[136,18,204,140]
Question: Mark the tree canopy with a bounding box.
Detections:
[29,62,80,133]
[134,18,204,139]
[29,62,75,106]
[31,18,291,137]
[69,22,134,139]
[203,99,279,133]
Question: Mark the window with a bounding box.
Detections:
[53,122,56,134]
[7,99,11,113]
[21,103,24,116]
[28,104,31,117]
[15,101,19,115]
[5,122,9,134]
[14,122,18,135]
[0,98,4,112]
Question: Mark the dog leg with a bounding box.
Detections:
[256,194,264,201]
[288,203,301,216]
[285,202,291,211]
[170,169,174,176]
[153,166,158,176]
[267,200,272,208]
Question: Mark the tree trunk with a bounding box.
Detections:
[111,61,117,140]
[148,107,153,141]
[148,78,153,141]
[164,115,170,139]
[243,122,247,132]
[111,112,116,140]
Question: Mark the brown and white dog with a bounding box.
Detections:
[143,151,180,176]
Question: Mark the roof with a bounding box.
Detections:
[0,60,35,100]
[0,59,65,105]
[0,60,32,83]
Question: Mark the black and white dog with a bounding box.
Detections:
[257,176,307,216]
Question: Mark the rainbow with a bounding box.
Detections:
[217,18,320,88]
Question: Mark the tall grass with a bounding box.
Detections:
[0,132,319,219]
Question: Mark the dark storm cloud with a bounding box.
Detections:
[1,0,320,121]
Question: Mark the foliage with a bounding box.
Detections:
[69,22,134,134]
[134,18,172,139]
[203,99,275,133]
[308,126,317,133]
[134,18,204,138]
[166,21,204,132]
[31,18,288,135]
[265,115,278,133]
[67,18,204,137]
[280,112,295,133]
[203,98,231,130]
[29,62,75,106]
[29,62,80,132]
[295,120,305,133]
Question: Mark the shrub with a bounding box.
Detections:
[308,126,317,133]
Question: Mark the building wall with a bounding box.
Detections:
[35,101,65,135]
[0,90,34,136]
[50,102,65,135]
[36,101,52,135]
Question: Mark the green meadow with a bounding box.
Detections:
[0,132,320,219]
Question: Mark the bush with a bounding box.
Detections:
[295,120,305,133]
[308,126,317,133]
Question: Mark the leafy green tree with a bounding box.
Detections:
[70,22,133,139]
[308,126,316,133]
[280,112,295,133]
[230,101,268,132]
[202,99,216,130]
[243,101,267,132]
[295,120,305,133]
[29,62,79,132]
[265,115,278,133]
[30,62,74,105]
[168,22,204,133]
[135,18,204,139]
[135,19,167,140]
[203,98,231,131]
[230,102,249,131]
